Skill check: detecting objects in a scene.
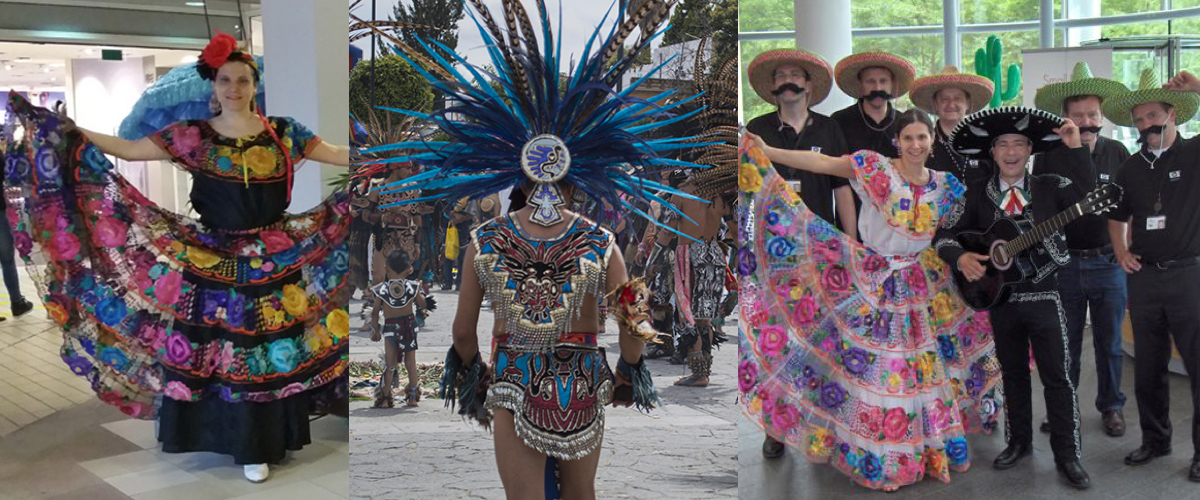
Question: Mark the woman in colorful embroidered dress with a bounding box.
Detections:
[2,33,351,483]
[739,109,1004,491]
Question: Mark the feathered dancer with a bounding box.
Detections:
[353,0,714,238]
[350,108,423,192]
[685,37,738,202]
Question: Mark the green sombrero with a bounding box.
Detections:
[1102,68,1199,127]
[1034,61,1128,114]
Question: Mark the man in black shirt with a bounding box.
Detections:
[830,52,916,159]
[1032,61,1132,438]
[745,48,857,458]
[936,107,1093,489]
[910,66,995,185]
[745,49,857,238]
[1103,68,1200,480]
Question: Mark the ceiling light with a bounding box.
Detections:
[42,67,50,73]
[3,65,10,71]
[185,2,205,6]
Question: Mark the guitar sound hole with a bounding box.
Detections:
[990,240,1012,271]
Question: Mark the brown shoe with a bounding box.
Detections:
[1103,410,1126,437]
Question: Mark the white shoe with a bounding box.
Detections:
[244,463,269,483]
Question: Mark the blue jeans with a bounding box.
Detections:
[443,254,462,289]
[0,215,24,302]
[1058,252,1128,413]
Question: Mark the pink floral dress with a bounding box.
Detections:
[3,93,348,465]
[738,147,1004,490]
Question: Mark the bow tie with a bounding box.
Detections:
[1001,187,1028,216]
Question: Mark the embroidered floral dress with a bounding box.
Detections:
[3,93,349,465]
[738,147,1004,490]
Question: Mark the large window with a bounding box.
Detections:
[739,0,795,121]
[851,0,944,110]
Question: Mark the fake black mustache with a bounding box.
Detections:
[1079,126,1102,135]
[771,83,806,96]
[1137,124,1166,144]
[863,90,894,101]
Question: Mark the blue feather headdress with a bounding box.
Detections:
[352,0,714,235]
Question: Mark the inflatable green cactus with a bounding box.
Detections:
[974,35,1021,107]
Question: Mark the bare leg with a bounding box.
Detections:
[493,409,547,499]
[383,340,398,398]
[405,350,419,387]
[405,349,419,406]
[557,434,602,500]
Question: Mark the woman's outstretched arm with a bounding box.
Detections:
[307,140,351,167]
[744,132,854,179]
[79,128,172,162]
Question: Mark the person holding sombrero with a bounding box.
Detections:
[745,49,858,242]
[1103,68,1200,480]
[934,106,1093,489]
[1032,61,1132,439]
[745,48,859,459]
[910,65,995,185]
[830,52,917,159]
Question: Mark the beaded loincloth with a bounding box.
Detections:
[486,332,614,460]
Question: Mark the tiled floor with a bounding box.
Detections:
[0,271,90,439]
[0,268,349,499]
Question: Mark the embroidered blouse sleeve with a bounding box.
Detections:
[147,121,203,169]
[279,117,321,162]
[847,150,895,214]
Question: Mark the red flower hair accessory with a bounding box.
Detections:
[200,31,238,70]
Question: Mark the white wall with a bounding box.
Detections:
[67,56,152,195]
[261,0,348,212]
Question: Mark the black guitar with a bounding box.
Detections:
[953,183,1123,310]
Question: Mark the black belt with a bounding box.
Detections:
[1147,256,1200,270]
[1069,245,1112,259]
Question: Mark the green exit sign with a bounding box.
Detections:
[101,49,123,61]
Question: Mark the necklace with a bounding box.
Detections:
[858,102,895,132]
[896,159,930,186]
[939,137,969,179]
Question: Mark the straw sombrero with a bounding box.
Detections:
[910,66,994,115]
[1033,62,1128,114]
[1102,68,1199,127]
[833,52,916,99]
[747,49,833,106]
[950,106,1065,159]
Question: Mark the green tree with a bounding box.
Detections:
[387,0,465,62]
[740,0,794,32]
[710,0,737,71]
[349,54,434,121]
[661,0,715,46]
